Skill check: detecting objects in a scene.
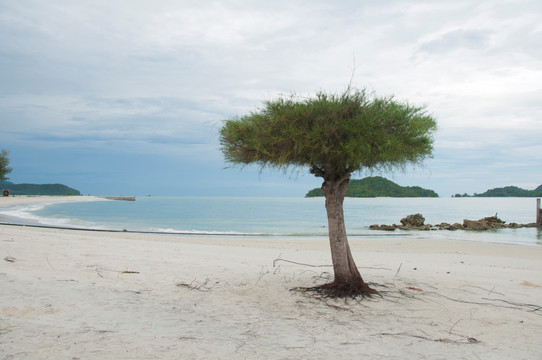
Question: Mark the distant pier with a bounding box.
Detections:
[102,196,136,201]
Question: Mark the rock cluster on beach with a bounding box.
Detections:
[369,213,538,231]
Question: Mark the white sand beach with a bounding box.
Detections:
[1,196,542,359]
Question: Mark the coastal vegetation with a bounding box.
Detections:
[454,184,542,197]
[0,149,12,184]
[0,149,79,196]
[2,181,80,196]
[220,88,437,297]
[305,176,438,198]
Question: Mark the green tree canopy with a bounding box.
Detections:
[0,149,12,184]
[221,90,436,181]
[220,89,437,297]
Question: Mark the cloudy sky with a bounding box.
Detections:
[1,0,541,197]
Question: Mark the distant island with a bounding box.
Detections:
[2,182,81,196]
[454,184,542,197]
[305,176,439,198]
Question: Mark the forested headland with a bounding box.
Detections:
[305,176,439,198]
[454,185,542,197]
[2,182,81,196]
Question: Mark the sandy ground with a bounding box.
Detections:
[0,195,103,207]
[1,197,542,359]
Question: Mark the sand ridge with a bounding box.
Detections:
[1,197,542,359]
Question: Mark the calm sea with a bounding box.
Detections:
[1,196,541,246]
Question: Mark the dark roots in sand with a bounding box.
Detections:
[297,281,379,299]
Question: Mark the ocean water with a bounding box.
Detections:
[1,196,541,246]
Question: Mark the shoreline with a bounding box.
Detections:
[0,195,106,228]
[0,195,104,207]
[1,218,542,358]
[0,196,541,247]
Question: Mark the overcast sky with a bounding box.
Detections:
[1,0,541,197]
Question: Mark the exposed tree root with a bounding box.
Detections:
[295,280,379,299]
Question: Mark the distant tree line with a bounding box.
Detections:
[1,150,80,196]
[3,182,81,196]
[454,185,542,198]
[305,176,439,198]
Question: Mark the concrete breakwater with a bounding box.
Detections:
[102,196,136,201]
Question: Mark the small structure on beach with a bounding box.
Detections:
[2,189,9,197]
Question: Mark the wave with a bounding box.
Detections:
[0,203,57,226]
[0,200,108,230]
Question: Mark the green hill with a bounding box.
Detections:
[305,176,439,198]
[455,184,542,197]
[2,182,81,196]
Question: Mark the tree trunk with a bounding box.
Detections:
[322,176,373,293]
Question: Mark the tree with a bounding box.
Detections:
[0,149,12,185]
[220,89,437,296]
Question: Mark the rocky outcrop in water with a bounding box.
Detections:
[369,214,537,231]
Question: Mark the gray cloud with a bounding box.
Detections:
[418,29,492,53]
